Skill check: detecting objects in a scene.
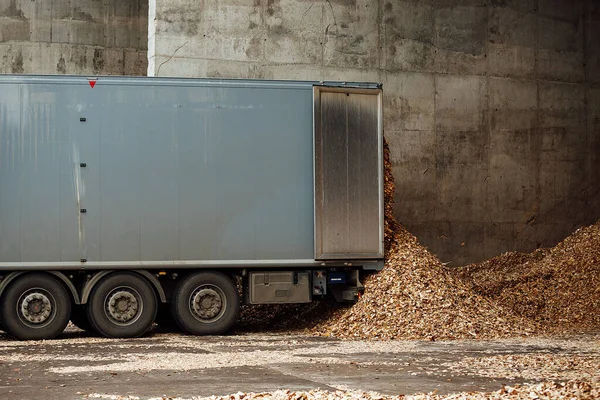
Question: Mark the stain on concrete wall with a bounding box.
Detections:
[0,0,148,75]
[148,0,600,265]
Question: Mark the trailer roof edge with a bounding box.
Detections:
[0,74,382,90]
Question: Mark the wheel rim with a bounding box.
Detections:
[17,288,55,328]
[103,287,143,326]
[189,285,227,323]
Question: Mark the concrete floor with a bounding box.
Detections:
[0,328,598,399]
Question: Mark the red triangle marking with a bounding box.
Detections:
[89,80,97,88]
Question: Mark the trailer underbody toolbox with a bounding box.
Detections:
[0,75,384,340]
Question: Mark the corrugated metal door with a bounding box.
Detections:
[313,86,384,260]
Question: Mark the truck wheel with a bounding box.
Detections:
[171,272,239,335]
[70,305,94,333]
[86,273,157,338]
[0,273,71,340]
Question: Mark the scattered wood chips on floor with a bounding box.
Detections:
[195,378,600,400]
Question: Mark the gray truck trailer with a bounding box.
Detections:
[0,75,384,340]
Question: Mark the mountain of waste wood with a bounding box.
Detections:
[309,224,539,340]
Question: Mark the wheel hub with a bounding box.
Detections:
[20,292,52,325]
[106,290,140,323]
[191,288,223,320]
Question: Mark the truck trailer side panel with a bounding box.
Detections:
[0,77,330,266]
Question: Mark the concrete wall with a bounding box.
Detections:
[147,0,600,265]
[0,0,147,75]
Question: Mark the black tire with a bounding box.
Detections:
[70,305,94,333]
[171,272,239,335]
[0,273,71,340]
[86,272,157,338]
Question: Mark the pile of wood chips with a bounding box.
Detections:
[454,222,600,334]
[308,229,537,340]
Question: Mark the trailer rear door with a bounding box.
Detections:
[313,86,383,261]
